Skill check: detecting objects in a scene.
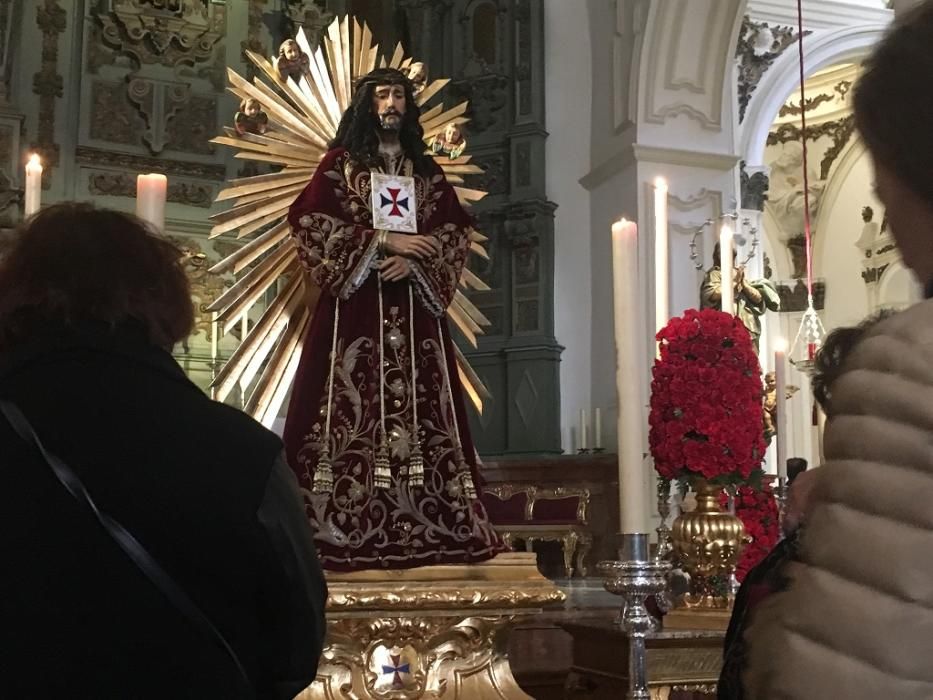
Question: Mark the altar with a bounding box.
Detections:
[561,619,722,700]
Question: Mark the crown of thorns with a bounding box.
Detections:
[353,68,413,94]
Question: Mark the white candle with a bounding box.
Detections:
[211,312,219,361]
[580,409,588,451]
[241,311,249,343]
[24,154,42,217]
[654,177,669,336]
[135,173,168,232]
[775,338,788,479]
[719,223,734,315]
[595,407,602,450]
[612,218,649,533]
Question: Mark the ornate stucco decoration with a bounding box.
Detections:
[167,235,232,342]
[285,0,333,47]
[88,170,214,208]
[740,161,769,211]
[97,0,226,68]
[33,0,66,186]
[736,16,805,122]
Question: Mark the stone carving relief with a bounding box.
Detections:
[96,0,225,68]
[240,0,269,81]
[477,153,508,196]
[129,78,191,152]
[450,74,509,135]
[515,0,532,115]
[76,145,227,181]
[87,170,214,207]
[164,92,216,155]
[168,235,231,342]
[284,0,333,46]
[740,161,769,211]
[33,0,67,186]
[735,16,805,122]
[0,168,22,228]
[90,80,141,145]
[768,114,856,179]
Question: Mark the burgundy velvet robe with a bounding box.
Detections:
[284,147,504,571]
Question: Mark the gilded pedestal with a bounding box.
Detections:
[299,552,565,700]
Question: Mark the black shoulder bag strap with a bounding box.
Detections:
[0,399,252,689]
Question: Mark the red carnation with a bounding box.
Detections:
[650,308,766,487]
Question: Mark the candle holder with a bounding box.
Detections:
[774,475,789,532]
[599,534,672,700]
[655,478,673,562]
[592,447,605,454]
[577,447,591,455]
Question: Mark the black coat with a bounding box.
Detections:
[0,322,327,699]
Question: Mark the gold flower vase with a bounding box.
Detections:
[670,479,749,610]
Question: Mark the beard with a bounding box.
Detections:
[377,109,403,132]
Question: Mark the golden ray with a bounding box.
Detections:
[460,267,491,292]
[415,78,450,107]
[209,221,291,275]
[210,15,493,420]
[211,275,303,402]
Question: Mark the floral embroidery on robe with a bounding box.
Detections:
[284,147,504,571]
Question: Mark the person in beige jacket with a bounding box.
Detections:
[745,3,933,697]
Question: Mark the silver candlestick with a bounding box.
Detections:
[655,479,673,562]
[600,534,672,700]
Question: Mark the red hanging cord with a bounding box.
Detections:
[795,0,816,359]
[795,0,814,300]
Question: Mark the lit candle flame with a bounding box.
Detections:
[774,337,789,354]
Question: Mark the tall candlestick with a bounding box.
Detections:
[580,409,588,451]
[594,407,602,450]
[612,218,649,534]
[774,338,788,479]
[654,178,669,337]
[720,223,734,315]
[136,173,168,232]
[24,154,42,217]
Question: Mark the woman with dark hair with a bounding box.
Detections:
[747,3,933,697]
[718,316,886,699]
[0,203,327,699]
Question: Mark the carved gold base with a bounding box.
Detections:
[663,607,732,632]
[297,553,566,700]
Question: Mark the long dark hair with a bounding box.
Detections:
[810,309,896,413]
[329,68,434,176]
[0,203,194,350]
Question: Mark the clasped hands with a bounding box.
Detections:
[378,231,439,282]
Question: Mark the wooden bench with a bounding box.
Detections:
[482,484,593,577]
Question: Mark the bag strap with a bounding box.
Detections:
[0,399,252,688]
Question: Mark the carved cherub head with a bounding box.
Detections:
[405,61,427,92]
[241,98,262,118]
[444,122,463,146]
[764,371,776,391]
[280,39,302,62]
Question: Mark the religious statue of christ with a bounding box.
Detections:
[283,68,504,571]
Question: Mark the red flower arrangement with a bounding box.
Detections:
[649,308,766,486]
[720,485,781,582]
